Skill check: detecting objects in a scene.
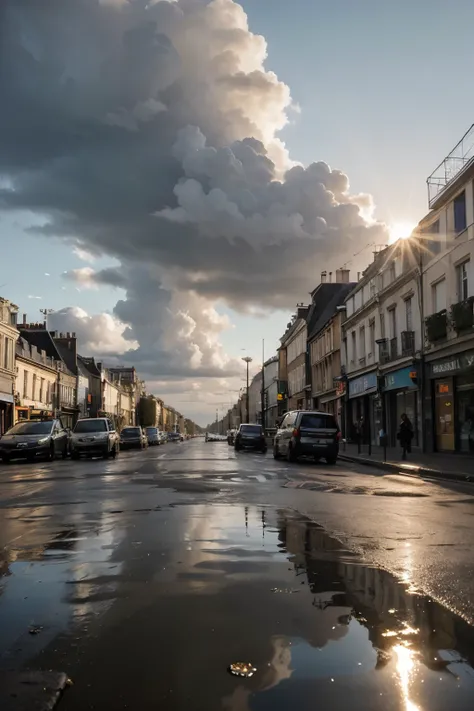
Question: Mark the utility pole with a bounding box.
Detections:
[242,356,252,423]
[260,339,266,432]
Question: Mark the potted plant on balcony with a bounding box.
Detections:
[451,297,474,332]
[425,310,447,342]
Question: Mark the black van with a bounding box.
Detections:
[273,411,340,464]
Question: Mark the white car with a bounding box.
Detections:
[70,418,119,459]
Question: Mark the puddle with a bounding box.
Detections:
[1,504,474,710]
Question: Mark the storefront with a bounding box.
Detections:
[0,391,14,435]
[347,371,381,445]
[429,350,474,453]
[383,366,419,446]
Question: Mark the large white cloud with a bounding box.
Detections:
[0,0,388,415]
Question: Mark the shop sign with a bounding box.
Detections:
[348,372,377,399]
[335,380,346,396]
[384,366,418,391]
[431,351,474,377]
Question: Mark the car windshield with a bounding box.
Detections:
[240,425,261,435]
[122,428,141,437]
[300,414,337,429]
[74,420,107,433]
[146,428,157,434]
[6,421,53,436]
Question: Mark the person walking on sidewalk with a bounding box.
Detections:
[397,413,413,460]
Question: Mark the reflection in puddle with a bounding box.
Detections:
[1,504,474,710]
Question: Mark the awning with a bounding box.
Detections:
[319,392,344,405]
[0,391,14,404]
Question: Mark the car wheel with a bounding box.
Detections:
[71,451,80,460]
[2,455,11,464]
[62,444,68,459]
[109,444,117,459]
[261,447,267,454]
[234,444,241,452]
[46,445,55,462]
[273,444,280,459]
[287,445,297,463]
[313,456,320,463]
[326,456,337,465]
[102,446,109,459]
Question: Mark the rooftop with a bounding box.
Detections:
[427,123,474,209]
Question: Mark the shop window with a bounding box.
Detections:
[435,379,455,451]
[457,376,474,453]
[454,191,467,234]
[351,331,356,365]
[456,260,470,301]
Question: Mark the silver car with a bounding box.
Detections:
[70,418,119,459]
[0,418,68,463]
[145,427,160,445]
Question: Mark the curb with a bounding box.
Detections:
[338,454,474,484]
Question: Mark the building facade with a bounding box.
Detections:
[263,356,279,429]
[422,125,474,453]
[15,336,58,421]
[0,298,18,433]
[279,306,309,411]
[342,241,421,446]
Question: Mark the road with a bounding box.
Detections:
[1,438,474,710]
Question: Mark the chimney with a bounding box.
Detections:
[336,268,350,284]
[72,332,76,338]
[66,332,71,338]
[321,271,327,283]
[22,314,27,326]
[329,272,332,283]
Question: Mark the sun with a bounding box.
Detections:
[388,221,416,245]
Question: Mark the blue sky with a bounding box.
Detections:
[2,0,474,371]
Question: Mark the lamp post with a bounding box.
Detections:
[260,340,266,432]
[242,356,253,424]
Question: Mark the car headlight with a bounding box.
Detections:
[37,437,49,444]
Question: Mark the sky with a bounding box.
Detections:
[1,0,474,426]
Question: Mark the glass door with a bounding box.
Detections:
[434,378,455,451]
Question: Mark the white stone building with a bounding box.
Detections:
[0,297,18,434]
[342,240,421,446]
[15,336,59,420]
[420,124,474,454]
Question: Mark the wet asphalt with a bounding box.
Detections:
[1,438,474,710]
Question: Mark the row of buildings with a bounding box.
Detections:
[0,303,198,436]
[214,123,474,456]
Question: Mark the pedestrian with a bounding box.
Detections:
[397,413,413,460]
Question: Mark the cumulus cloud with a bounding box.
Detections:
[73,246,96,263]
[0,0,388,394]
[48,307,136,355]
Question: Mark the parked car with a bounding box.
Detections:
[0,418,69,463]
[120,426,148,450]
[206,433,227,442]
[158,431,168,444]
[70,417,119,459]
[145,427,160,446]
[167,431,180,443]
[234,424,267,453]
[273,410,340,464]
[227,429,236,445]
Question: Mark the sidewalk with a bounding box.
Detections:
[339,442,474,482]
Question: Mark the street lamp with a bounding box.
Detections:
[242,356,253,424]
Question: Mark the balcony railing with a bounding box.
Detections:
[425,310,447,342]
[451,298,474,332]
[401,331,415,357]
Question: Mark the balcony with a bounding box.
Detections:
[451,298,474,332]
[401,331,415,357]
[425,310,447,342]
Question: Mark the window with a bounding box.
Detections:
[32,373,37,401]
[299,413,338,430]
[359,326,366,358]
[457,260,470,301]
[389,261,396,283]
[405,298,413,331]
[422,220,441,258]
[3,337,12,370]
[39,378,45,403]
[432,278,446,313]
[351,331,356,364]
[388,308,397,339]
[380,312,385,339]
[454,191,467,234]
[343,337,348,366]
[23,370,28,398]
[369,320,376,356]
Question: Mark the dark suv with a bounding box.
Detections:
[234,424,267,453]
[273,411,340,464]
